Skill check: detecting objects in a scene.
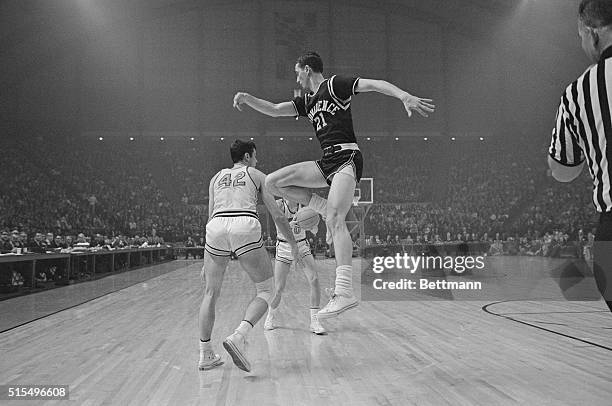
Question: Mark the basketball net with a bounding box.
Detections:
[353,187,361,206]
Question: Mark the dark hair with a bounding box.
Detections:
[230,139,256,163]
[579,0,612,28]
[296,51,323,73]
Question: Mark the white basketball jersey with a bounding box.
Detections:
[211,165,259,216]
[275,199,306,241]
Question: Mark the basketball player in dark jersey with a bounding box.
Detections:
[233,52,435,319]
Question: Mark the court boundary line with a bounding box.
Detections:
[482,300,612,352]
[0,261,188,335]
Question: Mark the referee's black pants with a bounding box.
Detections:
[594,211,612,313]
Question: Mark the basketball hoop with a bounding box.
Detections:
[353,188,361,206]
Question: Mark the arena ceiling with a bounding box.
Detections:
[0,0,576,89]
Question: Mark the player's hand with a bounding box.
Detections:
[233,92,249,111]
[401,93,435,118]
[290,242,303,267]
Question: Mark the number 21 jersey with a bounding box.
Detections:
[292,75,360,150]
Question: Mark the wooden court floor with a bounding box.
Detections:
[0,256,611,405]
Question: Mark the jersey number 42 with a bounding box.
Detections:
[217,172,246,188]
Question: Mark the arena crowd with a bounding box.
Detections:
[1,135,597,259]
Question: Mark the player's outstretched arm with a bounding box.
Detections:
[355,79,435,118]
[233,92,296,117]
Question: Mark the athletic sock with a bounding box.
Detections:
[199,340,212,352]
[235,320,253,337]
[308,194,327,216]
[334,265,353,296]
[310,308,319,318]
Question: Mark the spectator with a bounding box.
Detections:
[11,270,24,287]
[10,230,24,252]
[49,235,67,250]
[29,233,47,253]
[0,230,13,253]
[489,240,504,256]
[44,232,54,247]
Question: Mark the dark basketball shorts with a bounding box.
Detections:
[315,148,363,186]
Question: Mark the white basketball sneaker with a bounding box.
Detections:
[317,293,359,319]
[223,332,251,372]
[309,314,328,335]
[198,350,224,371]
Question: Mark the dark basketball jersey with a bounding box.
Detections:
[292,75,360,150]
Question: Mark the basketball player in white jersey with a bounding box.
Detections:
[198,140,299,372]
[233,52,435,320]
[264,198,327,335]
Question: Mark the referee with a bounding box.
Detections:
[548,0,612,313]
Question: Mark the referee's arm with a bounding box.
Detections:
[548,101,585,182]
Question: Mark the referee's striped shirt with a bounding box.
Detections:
[549,46,612,213]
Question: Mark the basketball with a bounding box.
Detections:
[293,207,320,231]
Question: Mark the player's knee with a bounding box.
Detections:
[203,283,222,300]
[264,174,278,190]
[255,277,273,305]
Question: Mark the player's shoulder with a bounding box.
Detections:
[329,74,359,84]
[210,169,224,183]
[330,73,352,79]
[328,74,340,86]
[246,167,266,188]
[247,167,265,179]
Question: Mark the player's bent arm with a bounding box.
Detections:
[263,191,297,245]
[208,177,216,219]
[233,92,296,117]
[548,155,584,183]
[251,170,297,244]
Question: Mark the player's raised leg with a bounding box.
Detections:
[198,252,228,370]
[318,167,359,319]
[265,161,328,213]
[223,246,273,372]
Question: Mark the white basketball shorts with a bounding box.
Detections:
[275,239,312,264]
[205,215,263,257]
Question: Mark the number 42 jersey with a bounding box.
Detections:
[210,165,259,216]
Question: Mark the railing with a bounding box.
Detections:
[0,247,174,299]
